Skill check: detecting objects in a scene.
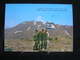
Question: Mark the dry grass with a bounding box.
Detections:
[4,36,73,52]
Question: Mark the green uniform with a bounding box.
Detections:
[37,31,42,50]
[40,32,48,49]
[39,32,48,50]
[33,31,48,51]
[33,32,39,50]
[38,32,44,50]
[43,32,48,49]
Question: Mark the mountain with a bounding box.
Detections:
[5,21,73,40]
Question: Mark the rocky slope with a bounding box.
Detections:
[5,21,73,40]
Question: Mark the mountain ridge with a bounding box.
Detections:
[5,21,73,40]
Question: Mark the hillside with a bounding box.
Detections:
[5,21,73,40]
[4,21,73,52]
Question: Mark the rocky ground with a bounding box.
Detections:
[4,35,73,52]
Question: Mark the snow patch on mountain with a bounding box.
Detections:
[14,31,23,34]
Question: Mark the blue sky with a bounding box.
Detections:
[5,4,73,28]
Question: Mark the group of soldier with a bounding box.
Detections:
[33,29,49,51]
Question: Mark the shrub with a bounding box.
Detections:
[54,37,58,40]
[48,37,53,41]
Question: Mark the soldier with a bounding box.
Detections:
[43,30,48,49]
[39,29,46,50]
[41,29,49,51]
[33,29,49,51]
[33,30,39,50]
[43,30,49,50]
[36,30,43,51]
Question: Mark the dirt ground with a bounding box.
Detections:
[4,36,73,52]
